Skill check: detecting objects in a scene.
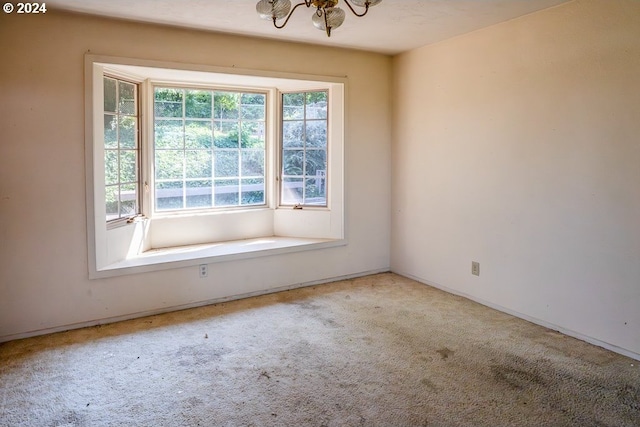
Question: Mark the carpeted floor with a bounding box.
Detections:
[1,273,638,426]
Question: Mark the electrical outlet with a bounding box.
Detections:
[471,261,480,276]
[199,264,208,278]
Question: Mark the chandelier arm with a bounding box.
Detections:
[324,9,331,37]
[272,1,311,29]
[342,0,370,17]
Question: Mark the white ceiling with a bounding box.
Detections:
[47,0,571,55]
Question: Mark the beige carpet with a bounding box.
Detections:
[1,273,638,426]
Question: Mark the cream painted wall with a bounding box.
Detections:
[392,0,640,357]
[0,11,391,340]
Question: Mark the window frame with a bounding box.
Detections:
[103,74,142,226]
[279,89,330,208]
[149,83,270,215]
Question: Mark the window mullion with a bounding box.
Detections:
[302,98,307,204]
[210,95,215,208]
[115,80,122,218]
[212,93,217,207]
[238,107,242,206]
[182,89,187,210]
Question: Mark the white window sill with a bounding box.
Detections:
[92,236,346,279]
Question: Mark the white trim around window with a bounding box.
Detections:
[85,55,346,279]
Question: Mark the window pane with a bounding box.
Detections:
[241,150,264,177]
[283,93,304,120]
[283,149,304,176]
[186,180,212,208]
[241,178,264,205]
[305,120,327,148]
[120,183,137,216]
[305,149,327,176]
[214,179,239,206]
[155,150,184,180]
[156,181,184,210]
[155,88,183,118]
[282,178,303,205]
[185,90,212,119]
[305,177,326,205]
[104,150,118,185]
[186,150,212,179]
[283,121,303,148]
[214,92,239,119]
[119,116,137,149]
[283,92,304,106]
[155,88,183,102]
[241,105,264,121]
[155,101,183,118]
[283,105,304,120]
[306,91,327,119]
[215,151,239,178]
[104,78,116,113]
[241,121,265,149]
[120,150,137,183]
[241,93,265,105]
[104,115,118,149]
[155,120,183,149]
[119,82,136,115]
[105,185,119,220]
[214,121,240,148]
[185,120,212,149]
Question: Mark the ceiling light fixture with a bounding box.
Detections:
[256,0,383,37]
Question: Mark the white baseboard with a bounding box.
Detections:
[394,270,640,362]
[0,268,390,343]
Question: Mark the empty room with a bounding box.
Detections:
[1,0,639,425]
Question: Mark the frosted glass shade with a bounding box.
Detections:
[256,0,292,20]
[312,7,346,31]
[350,0,383,6]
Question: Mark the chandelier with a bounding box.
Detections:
[256,0,383,37]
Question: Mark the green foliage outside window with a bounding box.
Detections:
[154,87,266,211]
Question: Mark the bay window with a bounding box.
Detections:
[86,56,345,278]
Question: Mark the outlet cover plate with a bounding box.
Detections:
[472,261,480,276]
[199,264,208,278]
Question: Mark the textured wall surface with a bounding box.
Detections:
[392,0,640,357]
[0,11,392,339]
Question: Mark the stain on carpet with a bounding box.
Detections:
[50,410,86,427]
[421,378,439,392]
[618,384,640,411]
[291,301,322,311]
[436,347,454,360]
[490,364,545,390]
